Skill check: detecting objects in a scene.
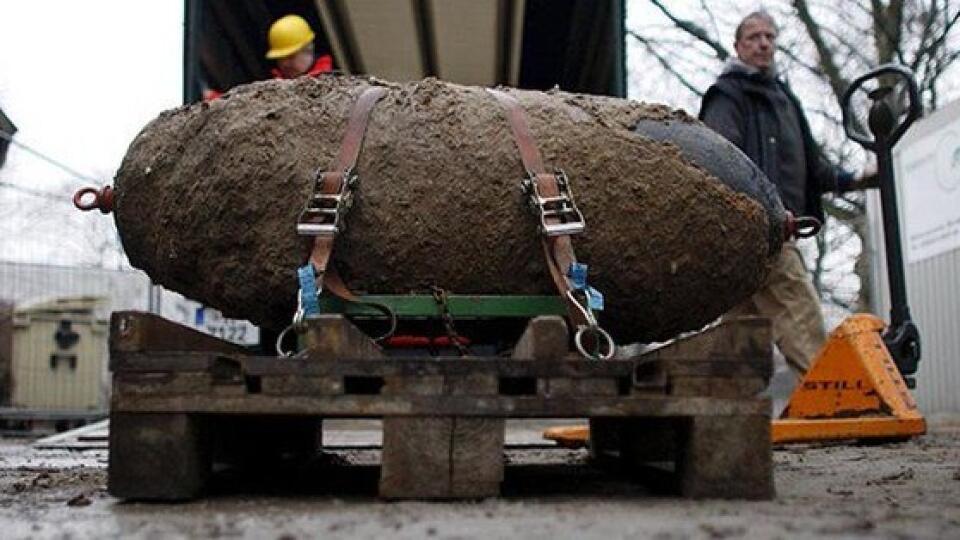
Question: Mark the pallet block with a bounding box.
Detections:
[108,412,211,500]
[676,413,773,499]
[381,317,566,498]
[380,389,504,499]
[587,317,774,499]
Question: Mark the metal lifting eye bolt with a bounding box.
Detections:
[784,212,822,240]
[73,185,114,214]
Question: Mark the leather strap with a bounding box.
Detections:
[486,88,590,329]
[331,86,389,172]
[305,86,387,299]
[324,266,397,340]
[487,90,547,174]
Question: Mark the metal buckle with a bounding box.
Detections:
[297,168,358,237]
[521,169,586,237]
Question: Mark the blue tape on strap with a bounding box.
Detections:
[585,286,604,311]
[297,264,321,316]
[567,262,604,311]
[569,262,588,290]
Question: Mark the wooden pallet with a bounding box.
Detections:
[106,311,774,501]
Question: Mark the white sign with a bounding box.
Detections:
[161,294,260,346]
[895,121,960,263]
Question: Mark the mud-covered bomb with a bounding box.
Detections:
[112,76,785,342]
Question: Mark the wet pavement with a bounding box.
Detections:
[1,419,959,539]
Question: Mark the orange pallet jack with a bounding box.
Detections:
[770,314,924,443]
[543,313,925,448]
[546,64,928,448]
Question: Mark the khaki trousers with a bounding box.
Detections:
[725,241,827,375]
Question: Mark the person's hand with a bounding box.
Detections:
[851,161,880,190]
[857,161,880,189]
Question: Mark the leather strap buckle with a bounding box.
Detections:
[297,168,358,237]
[522,169,585,237]
[285,86,392,347]
[487,87,614,359]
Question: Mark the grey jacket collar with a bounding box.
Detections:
[721,58,778,80]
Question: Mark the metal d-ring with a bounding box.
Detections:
[277,294,308,357]
[574,324,615,360]
[275,324,297,357]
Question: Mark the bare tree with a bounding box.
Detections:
[0,168,126,270]
[629,0,960,317]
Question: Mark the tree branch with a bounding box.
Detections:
[647,0,730,61]
[628,30,705,97]
[793,0,851,101]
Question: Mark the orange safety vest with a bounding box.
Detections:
[203,54,334,101]
[271,54,333,79]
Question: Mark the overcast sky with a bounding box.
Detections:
[0,1,182,266]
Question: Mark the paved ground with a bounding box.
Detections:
[1,419,959,539]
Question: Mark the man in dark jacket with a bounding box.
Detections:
[699,11,871,377]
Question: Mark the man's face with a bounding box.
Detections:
[277,43,315,78]
[735,18,776,71]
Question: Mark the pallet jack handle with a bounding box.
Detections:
[841,64,923,385]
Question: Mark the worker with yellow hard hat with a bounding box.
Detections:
[202,14,333,101]
[266,14,332,79]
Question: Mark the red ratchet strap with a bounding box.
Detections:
[486,89,613,359]
[295,86,396,339]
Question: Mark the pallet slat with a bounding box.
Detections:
[112,393,769,417]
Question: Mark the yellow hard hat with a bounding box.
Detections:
[265,15,315,60]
